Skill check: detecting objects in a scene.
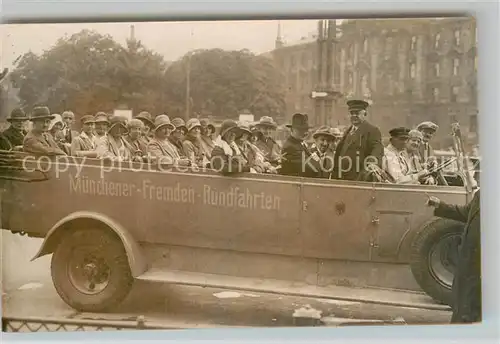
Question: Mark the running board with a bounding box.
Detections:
[136,269,450,311]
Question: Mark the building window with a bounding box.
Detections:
[470,114,478,133]
[409,63,416,79]
[454,30,461,46]
[386,37,393,53]
[474,56,478,72]
[453,58,460,76]
[475,29,478,45]
[348,72,353,85]
[363,38,368,53]
[411,36,417,50]
[434,33,441,49]
[450,114,458,123]
[432,87,440,102]
[451,86,459,102]
[361,74,369,96]
[434,63,440,77]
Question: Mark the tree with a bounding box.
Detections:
[163,48,286,120]
[10,30,167,118]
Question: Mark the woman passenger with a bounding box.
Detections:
[235,123,277,174]
[148,115,190,166]
[183,118,208,167]
[48,114,71,155]
[211,119,251,174]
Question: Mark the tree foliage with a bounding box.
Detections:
[11,32,286,121]
[10,30,167,117]
[163,48,286,119]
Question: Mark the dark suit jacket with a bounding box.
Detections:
[435,190,481,323]
[0,126,27,150]
[280,135,320,178]
[333,121,383,181]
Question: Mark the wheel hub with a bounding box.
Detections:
[68,249,111,295]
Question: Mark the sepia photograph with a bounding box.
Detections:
[0,17,480,332]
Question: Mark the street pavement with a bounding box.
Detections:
[1,231,452,328]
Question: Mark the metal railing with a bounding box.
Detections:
[2,315,182,332]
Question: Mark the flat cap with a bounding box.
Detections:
[389,127,411,138]
[416,121,439,132]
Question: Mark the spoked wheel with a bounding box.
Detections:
[51,228,133,312]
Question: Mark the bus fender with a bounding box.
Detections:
[31,211,148,278]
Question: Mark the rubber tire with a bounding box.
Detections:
[410,218,463,306]
[51,228,133,313]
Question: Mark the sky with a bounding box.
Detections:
[1,20,321,68]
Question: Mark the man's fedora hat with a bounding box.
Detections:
[30,106,55,121]
[286,113,312,129]
[154,115,175,132]
[7,108,29,122]
[255,116,278,129]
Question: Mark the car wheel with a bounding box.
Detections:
[51,228,133,312]
[410,219,463,306]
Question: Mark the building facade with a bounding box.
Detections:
[270,17,478,149]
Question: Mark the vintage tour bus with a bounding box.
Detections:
[0,134,477,313]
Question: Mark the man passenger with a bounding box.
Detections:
[382,127,429,184]
[0,108,29,151]
[311,126,336,179]
[71,115,98,158]
[280,113,320,178]
[416,121,438,164]
[61,111,78,144]
[23,106,67,156]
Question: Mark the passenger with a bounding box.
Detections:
[0,108,29,151]
[249,125,261,145]
[199,118,215,156]
[310,126,336,179]
[135,111,155,144]
[148,115,190,166]
[280,113,320,178]
[23,106,67,156]
[71,115,98,158]
[403,129,436,185]
[254,116,282,166]
[125,119,148,158]
[333,99,384,181]
[183,118,209,167]
[96,115,136,162]
[61,111,78,144]
[329,127,343,153]
[48,114,71,155]
[382,127,430,184]
[235,122,277,174]
[211,119,251,174]
[169,117,188,157]
[93,112,109,145]
[416,121,438,164]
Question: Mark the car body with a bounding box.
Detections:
[0,152,473,312]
